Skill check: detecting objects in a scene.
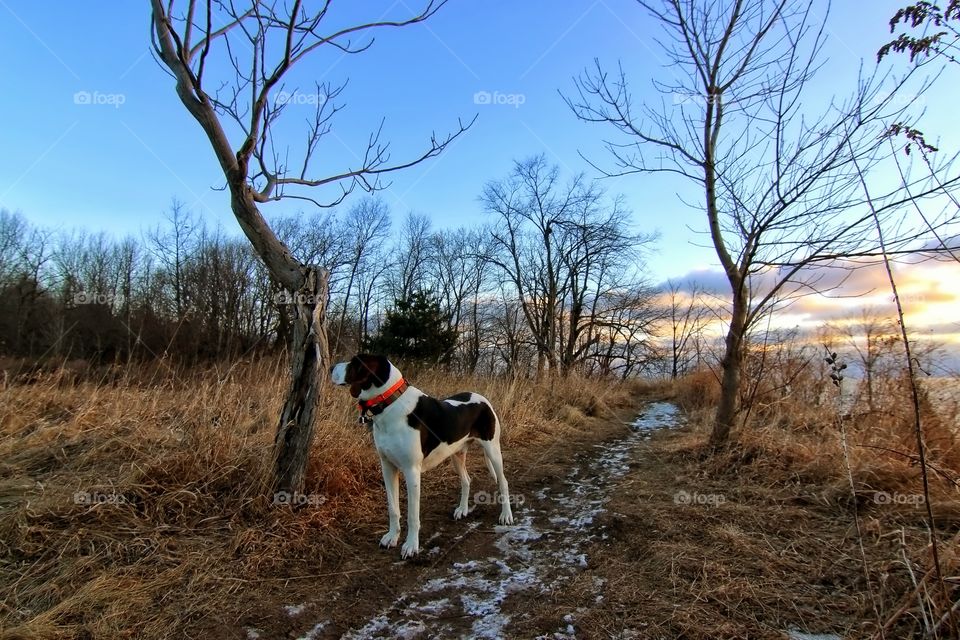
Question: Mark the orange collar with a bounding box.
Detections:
[357,378,408,415]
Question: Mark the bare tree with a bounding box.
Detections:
[588,284,660,378]
[390,211,433,302]
[334,198,391,351]
[0,210,29,286]
[482,155,652,375]
[149,0,471,491]
[661,280,709,379]
[491,297,533,377]
[482,156,571,374]
[146,200,198,322]
[431,227,495,372]
[836,309,899,413]
[556,194,654,374]
[565,0,959,445]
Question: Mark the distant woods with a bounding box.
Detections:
[0,157,678,378]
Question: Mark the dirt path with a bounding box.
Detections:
[245,402,680,640]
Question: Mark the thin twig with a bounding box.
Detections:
[833,358,884,636]
[852,149,955,638]
[900,528,934,634]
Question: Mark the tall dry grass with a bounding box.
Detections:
[669,365,960,637]
[0,358,641,639]
[680,370,959,498]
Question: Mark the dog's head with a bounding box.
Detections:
[330,354,394,398]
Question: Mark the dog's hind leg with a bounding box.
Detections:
[450,449,471,520]
[478,439,514,525]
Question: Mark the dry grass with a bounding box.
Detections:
[5,356,958,638]
[0,358,639,639]
[661,368,960,638]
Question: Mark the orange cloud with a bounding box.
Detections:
[660,258,960,343]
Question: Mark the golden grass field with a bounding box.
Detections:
[0,359,644,639]
[0,358,957,638]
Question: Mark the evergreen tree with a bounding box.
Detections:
[366,291,457,363]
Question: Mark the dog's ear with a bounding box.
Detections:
[367,354,391,386]
[347,354,391,398]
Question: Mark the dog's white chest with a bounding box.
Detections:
[373,419,422,468]
[370,392,424,469]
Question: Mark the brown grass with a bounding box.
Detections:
[662,368,960,638]
[0,359,640,639]
[4,357,958,638]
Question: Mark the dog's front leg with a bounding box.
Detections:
[400,466,421,559]
[379,458,401,549]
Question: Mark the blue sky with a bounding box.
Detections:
[0,0,955,285]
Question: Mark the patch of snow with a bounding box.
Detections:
[629,401,682,431]
[342,614,390,639]
[245,629,261,640]
[392,619,427,639]
[406,597,450,615]
[471,611,513,639]
[284,603,306,617]
[296,621,329,640]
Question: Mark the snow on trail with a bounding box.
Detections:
[327,401,682,640]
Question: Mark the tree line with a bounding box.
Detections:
[0,155,717,379]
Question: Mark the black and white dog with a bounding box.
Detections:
[331,354,513,558]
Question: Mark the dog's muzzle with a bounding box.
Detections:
[330,362,348,385]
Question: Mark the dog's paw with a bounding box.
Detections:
[379,531,399,549]
[453,505,469,520]
[498,512,514,525]
[400,539,419,559]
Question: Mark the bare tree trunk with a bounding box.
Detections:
[274,266,329,493]
[224,189,330,492]
[712,285,747,447]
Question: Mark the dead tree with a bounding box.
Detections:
[566,0,958,446]
[149,0,471,492]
